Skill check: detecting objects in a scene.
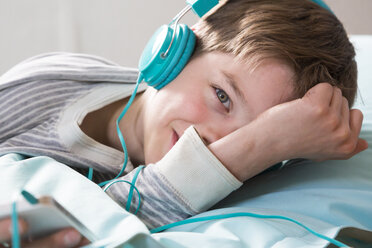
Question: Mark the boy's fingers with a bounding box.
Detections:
[341,97,350,124]
[78,237,91,246]
[346,109,366,158]
[330,87,343,112]
[349,109,363,137]
[0,218,12,241]
[348,138,369,158]
[304,83,334,105]
[0,218,28,241]
[24,228,82,248]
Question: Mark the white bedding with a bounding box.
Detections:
[0,35,371,248]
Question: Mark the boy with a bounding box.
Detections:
[0,0,367,246]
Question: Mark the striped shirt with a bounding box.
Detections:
[0,52,198,228]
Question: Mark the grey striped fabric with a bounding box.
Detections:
[0,52,196,228]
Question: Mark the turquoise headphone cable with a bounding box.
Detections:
[103,177,143,215]
[11,201,20,248]
[150,212,349,247]
[11,191,40,248]
[126,165,144,212]
[98,73,145,214]
[98,73,144,187]
[87,167,94,180]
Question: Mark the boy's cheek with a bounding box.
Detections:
[181,100,210,123]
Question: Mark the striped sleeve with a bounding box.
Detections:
[0,52,138,91]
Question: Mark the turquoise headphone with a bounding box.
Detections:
[138,0,218,90]
[138,0,333,90]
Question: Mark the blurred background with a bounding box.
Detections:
[0,0,371,74]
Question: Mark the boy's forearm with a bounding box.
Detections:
[208,119,284,182]
[209,83,368,183]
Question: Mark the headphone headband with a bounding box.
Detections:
[138,0,333,90]
[186,0,219,17]
[310,0,333,14]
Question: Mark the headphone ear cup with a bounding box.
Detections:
[155,25,195,90]
[138,24,196,90]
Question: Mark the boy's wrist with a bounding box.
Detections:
[208,119,286,182]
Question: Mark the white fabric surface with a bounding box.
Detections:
[0,35,371,248]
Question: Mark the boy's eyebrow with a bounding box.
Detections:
[221,71,247,104]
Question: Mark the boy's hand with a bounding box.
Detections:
[209,83,368,182]
[263,83,368,162]
[0,218,86,248]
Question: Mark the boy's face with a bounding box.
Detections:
[141,52,295,164]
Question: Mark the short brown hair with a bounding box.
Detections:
[193,0,357,106]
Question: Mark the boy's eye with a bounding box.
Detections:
[215,88,231,110]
